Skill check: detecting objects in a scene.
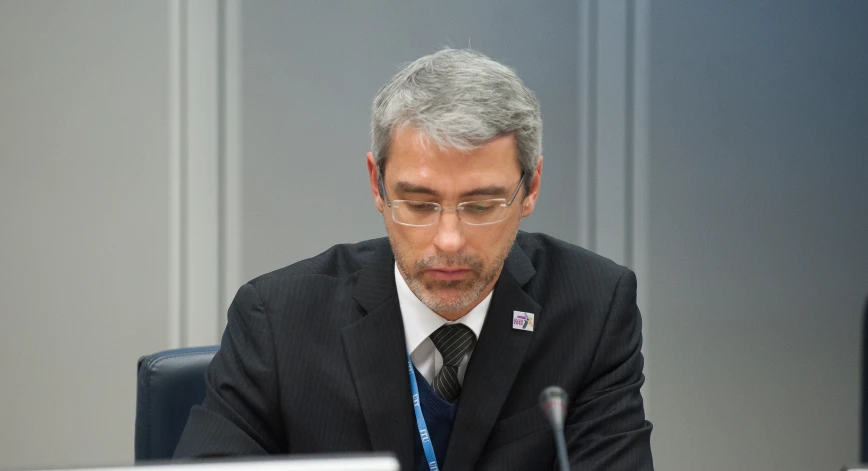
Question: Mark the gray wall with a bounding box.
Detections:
[0,1,171,469]
[237,0,579,281]
[644,1,868,470]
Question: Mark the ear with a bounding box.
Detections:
[367,152,385,213]
[520,156,543,218]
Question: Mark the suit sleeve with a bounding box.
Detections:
[174,283,286,458]
[565,270,654,470]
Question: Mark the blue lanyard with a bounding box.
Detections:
[407,352,440,471]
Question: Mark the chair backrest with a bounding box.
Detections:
[863,296,868,462]
[135,346,219,462]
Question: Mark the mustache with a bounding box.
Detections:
[414,253,484,271]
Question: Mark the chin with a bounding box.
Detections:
[418,289,479,314]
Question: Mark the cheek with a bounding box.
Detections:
[388,223,432,257]
[470,225,519,261]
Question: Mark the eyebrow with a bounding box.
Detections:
[394,181,510,198]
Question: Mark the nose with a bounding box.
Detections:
[432,209,466,255]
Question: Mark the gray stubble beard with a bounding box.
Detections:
[389,228,518,315]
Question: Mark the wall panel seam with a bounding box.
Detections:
[624,0,635,269]
[217,0,227,341]
[167,0,186,349]
[221,0,242,332]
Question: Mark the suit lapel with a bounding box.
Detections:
[443,242,540,470]
[341,246,416,471]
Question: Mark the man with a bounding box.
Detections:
[175,49,653,470]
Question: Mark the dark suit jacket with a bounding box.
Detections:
[174,232,653,470]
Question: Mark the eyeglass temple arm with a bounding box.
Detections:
[377,171,392,207]
[506,173,526,205]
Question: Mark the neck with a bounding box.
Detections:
[436,308,473,322]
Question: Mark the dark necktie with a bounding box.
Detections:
[429,323,477,402]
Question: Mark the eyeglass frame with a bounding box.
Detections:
[377,171,527,227]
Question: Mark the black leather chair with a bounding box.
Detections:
[135,345,219,462]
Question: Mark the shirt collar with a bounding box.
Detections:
[395,263,492,354]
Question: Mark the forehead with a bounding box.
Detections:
[386,127,521,180]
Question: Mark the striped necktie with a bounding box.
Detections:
[429,323,477,402]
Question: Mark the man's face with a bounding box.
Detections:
[366,127,542,319]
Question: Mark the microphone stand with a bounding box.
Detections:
[540,386,570,471]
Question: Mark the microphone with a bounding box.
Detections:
[539,386,570,471]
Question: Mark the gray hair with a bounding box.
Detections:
[371,48,542,193]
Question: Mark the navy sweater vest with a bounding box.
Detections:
[412,367,458,471]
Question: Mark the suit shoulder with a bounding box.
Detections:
[516,232,632,285]
[246,237,391,288]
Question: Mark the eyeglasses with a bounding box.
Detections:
[379,173,526,227]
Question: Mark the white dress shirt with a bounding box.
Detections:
[395,263,492,386]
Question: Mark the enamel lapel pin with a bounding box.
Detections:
[512,311,535,332]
